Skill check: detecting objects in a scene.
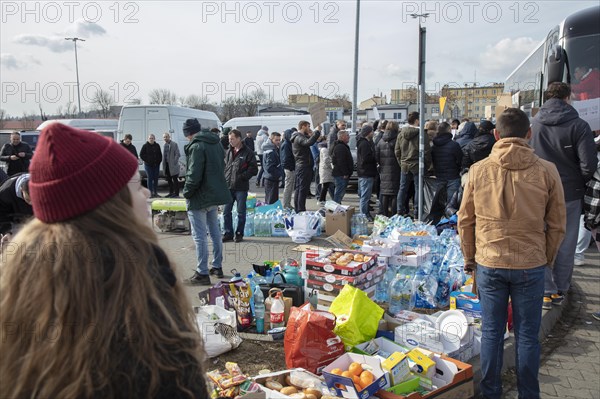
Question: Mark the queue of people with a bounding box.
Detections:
[0,80,598,398]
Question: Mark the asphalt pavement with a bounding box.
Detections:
[152,177,600,399]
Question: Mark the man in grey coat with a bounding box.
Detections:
[163,132,181,197]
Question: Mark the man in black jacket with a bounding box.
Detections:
[291,121,320,212]
[461,121,495,171]
[356,125,377,221]
[431,122,463,208]
[223,129,258,242]
[281,128,296,209]
[530,82,598,308]
[0,132,33,176]
[331,130,353,203]
[140,134,162,197]
[327,120,347,147]
[0,173,33,235]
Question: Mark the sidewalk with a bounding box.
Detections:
[500,247,600,398]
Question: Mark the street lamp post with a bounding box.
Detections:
[410,13,429,221]
[64,37,85,117]
[351,0,360,135]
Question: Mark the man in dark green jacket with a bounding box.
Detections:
[182,118,232,285]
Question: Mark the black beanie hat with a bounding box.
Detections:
[360,125,374,137]
[183,118,201,137]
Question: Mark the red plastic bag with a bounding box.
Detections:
[284,303,345,374]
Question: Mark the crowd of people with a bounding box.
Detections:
[0,80,599,398]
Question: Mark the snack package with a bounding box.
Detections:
[224,281,253,331]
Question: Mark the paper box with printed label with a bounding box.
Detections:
[322,353,389,399]
[382,352,411,386]
[406,349,436,379]
[351,337,409,360]
[326,207,355,237]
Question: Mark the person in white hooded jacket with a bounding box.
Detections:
[255,126,269,186]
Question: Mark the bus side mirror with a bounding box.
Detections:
[547,45,565,85]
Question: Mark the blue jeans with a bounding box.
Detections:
[444,178,461,207]
[223,190,247,237]
[145,164,160,194]
[397,171,419,216]
[477,264,546,399]
[334,176,349,204]
[358,177,373,216]
[545,199,581,295]
[187,206,223,275]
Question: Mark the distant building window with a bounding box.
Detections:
[432,107,439,113]
[475,106,480,111]
[475,90,480,95]
[493,90,497,94]
[380,113,385,119]
[393,112,403,120]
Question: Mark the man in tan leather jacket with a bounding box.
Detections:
[458,108,566,399]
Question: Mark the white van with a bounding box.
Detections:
[37,119,119,132]
[117,105,221,177]
[222,115,313,137]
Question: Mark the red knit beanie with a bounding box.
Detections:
[29,123,139,223]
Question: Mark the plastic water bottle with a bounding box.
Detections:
[351,214,360,236]
[254,288,266,333]
[270,292,285,329]
[265,269,273,283]
[375,267,391,303]
[400,275,415,311]
[389,274,404,316]
[271,266,284,284]
[244,212,255,237]
[230,271,243,282]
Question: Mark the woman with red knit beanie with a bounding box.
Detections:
[0,123,209,398]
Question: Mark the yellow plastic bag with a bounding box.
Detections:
[329,285,384,350]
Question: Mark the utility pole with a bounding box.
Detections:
[65,37,85,117]
[410,12,429,221]
[351,0,360,135]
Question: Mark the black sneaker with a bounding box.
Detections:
[222,234,234,243]
[184,272,211,286]
[209,268,224,278]
[234,233,243,243]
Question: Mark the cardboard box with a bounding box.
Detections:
[322,353,389,399]
[326,207,355,236]
[351,337,410,359]
[389,247,430,268]
[376,355,474,399]
[362,238,402,257]
[449,291,481,319]
[382,352,412,386]
[305,249,377,276]
[313,284,377,311]
[253,369,326,399]
[307,264,385,287]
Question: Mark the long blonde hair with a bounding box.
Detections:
[0,188,206,398]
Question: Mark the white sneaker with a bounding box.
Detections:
[574,258,586,266]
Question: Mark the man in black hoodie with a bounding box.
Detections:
[357,125,377,221]
[462,120,496,171]
[331,130,353,203]
[280,128,296,209]
[291,121,320,212]
[431,122,463,207]
[530,82,598,309]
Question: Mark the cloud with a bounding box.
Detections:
[64,19,107,37]
[13,34,73,52]
[386,64,417,80]
[13,20,106,53]
[478,37,539,77]
[1,53,22,69]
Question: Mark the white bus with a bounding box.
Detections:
[504,5,600,130]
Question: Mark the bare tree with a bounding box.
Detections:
[148,89,177,105]
[240,89,267,116]
[331,93,351,109]
[90,89,114,118]
[220,97,244,121]
[21,112,36,130]
[0,108,6,129]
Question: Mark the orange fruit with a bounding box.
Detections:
[348,362,363,376]
[359,370,374,387]
[352,375,361,386]
[354,381,363,391]
[331,368,343,376]
[341,371,353,379]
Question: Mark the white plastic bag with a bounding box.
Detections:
[196,305,242,358]
[284,213,320,242]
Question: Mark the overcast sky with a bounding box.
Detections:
[1,0,598,117]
